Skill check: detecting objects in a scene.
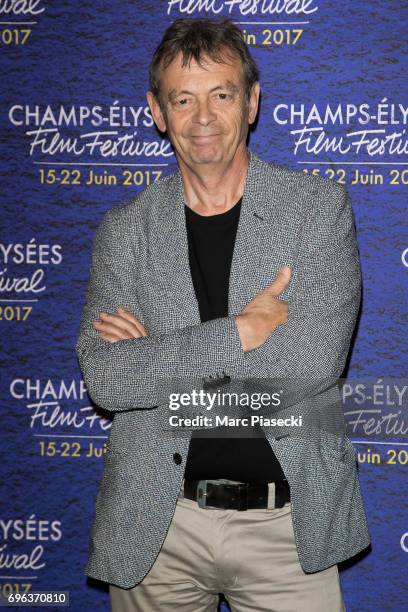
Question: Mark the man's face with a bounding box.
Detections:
[147,50,260,168]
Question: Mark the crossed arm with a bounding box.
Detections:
[76,183,361,413]
[91,272,290,350]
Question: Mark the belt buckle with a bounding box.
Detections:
[196,478,243,509]
[196,479,215,509]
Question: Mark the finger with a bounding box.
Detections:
[99,331,122,343]
[267,266,292,296]
[96,322,140,341]
[117,308,148,336]
[116,310,147,337]
[93,313,145,339]
[93,319,142,340]
[93,320,130,340]
[98,312,142,337]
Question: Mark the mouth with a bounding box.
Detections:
[190,134,220,140]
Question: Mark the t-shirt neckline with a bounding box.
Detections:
[185,197,242,225]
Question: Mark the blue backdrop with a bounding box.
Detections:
[1,1,407,610]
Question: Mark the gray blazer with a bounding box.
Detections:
[76,150,371,588]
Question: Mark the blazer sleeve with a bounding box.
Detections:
[75,207,247,412]
[240,182,361,412]
[76,182,360,414]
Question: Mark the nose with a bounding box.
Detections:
[193,97,217,126]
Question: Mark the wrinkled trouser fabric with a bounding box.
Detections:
[109,493,346,612]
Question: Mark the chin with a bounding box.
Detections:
[189,148,227,165]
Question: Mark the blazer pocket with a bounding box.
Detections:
[321,436,357,466]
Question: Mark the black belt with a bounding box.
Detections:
[183,478,290,511]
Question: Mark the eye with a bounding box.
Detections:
[175,98,189,106]
[217,93,229,100]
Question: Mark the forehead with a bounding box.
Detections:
[159,51,245,93]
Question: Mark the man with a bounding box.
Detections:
[76,18,370,612]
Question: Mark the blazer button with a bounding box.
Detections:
[173,452,182,465]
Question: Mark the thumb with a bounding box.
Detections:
[268,265,292,296]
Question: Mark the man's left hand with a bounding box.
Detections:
[92,308,148,343]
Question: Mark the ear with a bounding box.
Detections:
[146,91,167,133]
[248,81,260,125]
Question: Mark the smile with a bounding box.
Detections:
[190,134,220,139]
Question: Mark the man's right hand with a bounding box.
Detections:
[234,266,292,352]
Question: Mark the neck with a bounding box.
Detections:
[178,145,250,216]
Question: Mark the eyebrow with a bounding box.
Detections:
[168,81,240,101]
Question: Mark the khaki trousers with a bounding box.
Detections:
[110,488,346,612]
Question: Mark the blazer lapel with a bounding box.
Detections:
[228,150,287,314]
[154,169,201,326]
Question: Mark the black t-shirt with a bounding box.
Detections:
[183,197,286,483]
